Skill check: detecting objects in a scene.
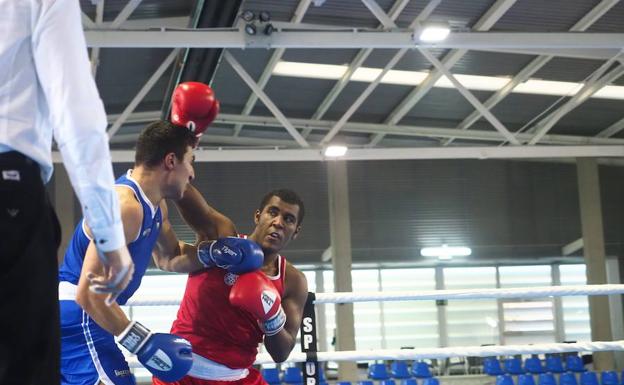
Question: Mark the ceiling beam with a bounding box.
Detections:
[301,0,416,138]
[81,12,96,29]
[527,63,624,145]
[54,145,624,164]
[232,0,312,137]
[369,0,517,146]
[444,0,621,146]
[107,49,179,138]
[597,116,624,138]
[320,48,408,145]
[89,0,104,77]
[418,48,521,145]
[223,51,310,147]
[104,111,624,146]
[110,0,143,29]
[84,30,624,49]
[360,0,397,29]
[213,113,624,146]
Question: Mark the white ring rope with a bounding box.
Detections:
[127,340,624,369]
[254,340,624,364]
[125,284,624,307]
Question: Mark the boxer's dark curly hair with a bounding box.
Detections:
[135,120,196,168]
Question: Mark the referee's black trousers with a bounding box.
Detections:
[0,151,61,385]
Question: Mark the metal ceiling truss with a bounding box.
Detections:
[301,0,418,138]
[526,61,624,145]
[443,0,621,146]
[107,49,180,138]
[368,0,518,146]
[54,145,624,163]
[223,51,310,147]
[106,111,624,147]
[84,30,624,50]
[88,0,624,163]
[232,0,312,138]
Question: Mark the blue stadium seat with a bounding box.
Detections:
[262,368,281,385]
[369,363,390,380]
[423,378,439,385]
[497,374,515,385]
[519,374,537,385]
[358,381,374,385]
[337,382,352,385]
[566,356,586,373]
[381,380,397,385]
[539,373,557,385]
[401,379,418,385]
[282,367,303,385]
[545,357,565,373]
[525,357,546,374]
[580,372,599,385]
[504,358,524,375]
[318,366,328,385]
[391,361,412,379]
[560,372,579,385]
[411,362,432,378]
[484,358,505,376]
[601,371,619,385]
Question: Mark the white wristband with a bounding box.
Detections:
[117,321,152,354]
[263,307,286,337]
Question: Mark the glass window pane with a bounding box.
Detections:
[560,264,590,342]
[380,268,437,348]
[499,266,555,345]
[445,267,498,346]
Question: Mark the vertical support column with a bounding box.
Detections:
[606,257,624,370]
[435,267,448,348]
[315,271,328,353]
[576,158,614,370]
[496,267,505,345]
[54,164,76,263]
[327,160,357,381]
[551,265,566,342]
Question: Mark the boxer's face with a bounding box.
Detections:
[253,196,301,254]
[165,145,195,199]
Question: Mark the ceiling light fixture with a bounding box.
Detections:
[421,244,471,261]
[418,23,451,42]
[273,61,624,100]
[324,145,348,157]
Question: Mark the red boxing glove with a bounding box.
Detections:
[171,82,220,137]
[229,271,287,336]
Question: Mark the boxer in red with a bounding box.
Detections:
[153,186,308,385]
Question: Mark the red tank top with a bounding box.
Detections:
[171,255,286,369]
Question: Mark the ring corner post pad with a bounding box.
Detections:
[300,292,319,385]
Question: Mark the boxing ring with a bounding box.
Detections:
[125,284,624,382]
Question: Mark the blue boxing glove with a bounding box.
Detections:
[197,237,264,274]
[118,321,192,382]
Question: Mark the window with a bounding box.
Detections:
[445,267,499,346]
[380,268,437,348]
[499,266,554,344]
[559,264,591,342]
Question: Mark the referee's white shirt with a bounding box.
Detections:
[0,0,124,252]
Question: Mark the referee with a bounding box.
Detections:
[0,0,134,383]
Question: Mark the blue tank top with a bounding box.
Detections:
[58,170,162,305]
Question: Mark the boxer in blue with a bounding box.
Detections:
[58,83,263,385]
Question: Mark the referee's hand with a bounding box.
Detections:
[87,246,134,306]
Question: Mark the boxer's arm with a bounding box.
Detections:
[152,201,203,273]
[76,241,132,335]
[263,264,308,362]
[175,184,237,242]
[75,191,142,335]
